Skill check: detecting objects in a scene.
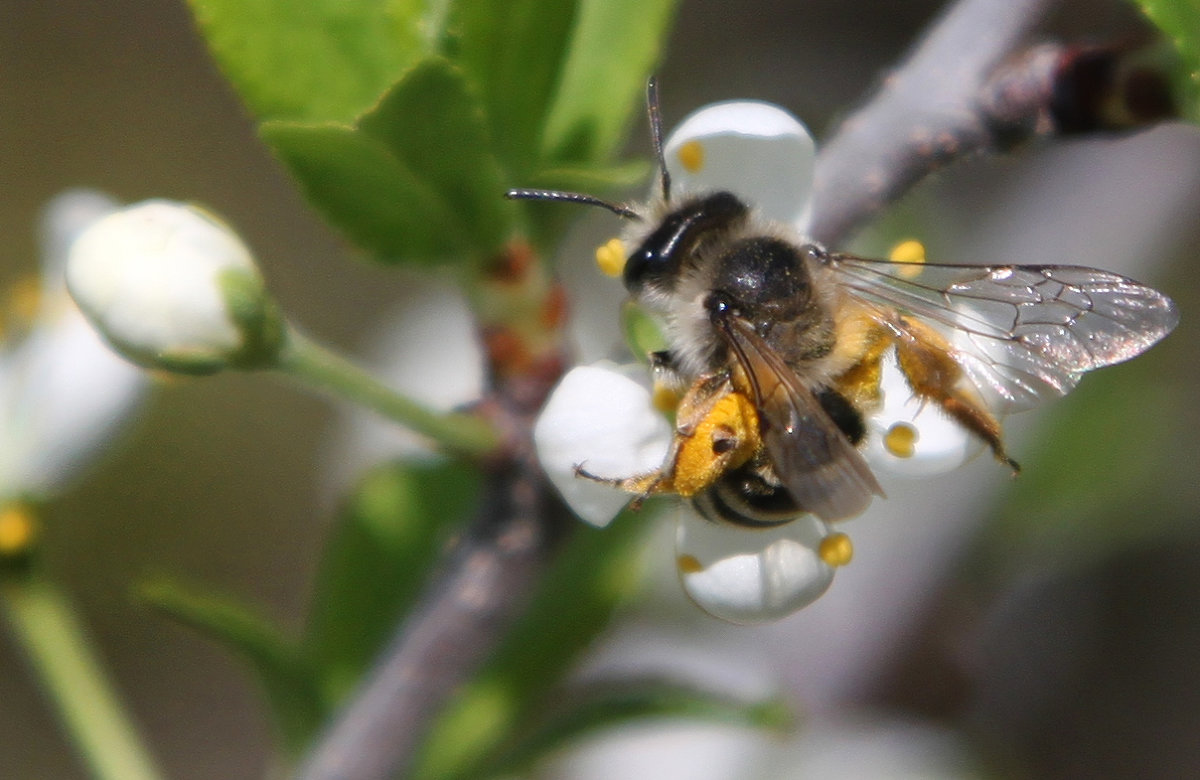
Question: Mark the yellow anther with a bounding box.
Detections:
[677,554,704,574]
[595,237,626,278]
[889,239,926,279]
[677,140,705,173]
[652,382,681,414]
[819,532,854,567]
[884,422,919,458]
[0,503,38,557]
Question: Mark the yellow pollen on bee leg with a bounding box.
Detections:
[819,533,854,567]
[889,239,926,280]
[0,504,37,556]
[884,422,919,458]
[595,238,626,278]
[677,140,705,173]
[677,554,704,574]
[652,381,681,414]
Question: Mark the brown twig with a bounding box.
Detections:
[809,0,1055,246]
[295,457,568,780]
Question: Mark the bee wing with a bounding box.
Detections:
[825,254,1178,412]
[720,315,884,522]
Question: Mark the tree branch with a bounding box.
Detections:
[809,0,1055,245]
[295,456,569,780]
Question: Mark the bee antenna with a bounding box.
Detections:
[505,188,640,220]
[646,76,671,203]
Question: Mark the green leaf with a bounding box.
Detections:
[261,120,467,263]
[410,506,656,780]
[1135,0,1200,120]
[187,0,429,122]
[540,0,680,164]
[138,579,323,755]
[476,679,794,778]
[448,0,579,175]
[305,460,481,703]
[978,331,1194,577]
[358,59,515,257]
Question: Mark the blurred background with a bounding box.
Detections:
[2,1,1198,777]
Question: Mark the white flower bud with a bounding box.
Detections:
[65,200,284,374]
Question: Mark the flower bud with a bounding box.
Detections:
[66,200,285,374]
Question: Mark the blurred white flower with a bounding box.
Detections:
[66,200,284,375]
[0,190,148,499]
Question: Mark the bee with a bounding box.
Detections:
[509,80,1178,527]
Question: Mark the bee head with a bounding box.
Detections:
[623,192,749,297]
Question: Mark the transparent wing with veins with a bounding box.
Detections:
[824,254,1179,412]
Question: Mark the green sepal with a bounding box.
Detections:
[218,267,287,370]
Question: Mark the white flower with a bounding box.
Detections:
[675,506,840,624]
[65,200,284,375]
[534,363,671,527]
[0,190,148,499]
[535,99,983,622]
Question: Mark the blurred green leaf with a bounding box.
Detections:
[1135,0,1200,120]
[358,59,515,257]
[187,0,429,122]
[305,459,481,702]
[448,0,579,175]
[530,159,654,195]
[138,579,322,755]
[475,679,794,778]
[540,0,680,164]
[411,506,656,780]
[980,330,1195,577]
[260,120,468,263]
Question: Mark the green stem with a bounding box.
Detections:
[1,575,165,780]
[277,331,500,459]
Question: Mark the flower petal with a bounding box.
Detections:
[534,363,671,527]
[0,191,147,497]
[662,100,816,228]
[862,351,982,477]
[675,506,836,624]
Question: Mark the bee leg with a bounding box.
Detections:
[892,318,1020,474]
[573,463,672,508]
